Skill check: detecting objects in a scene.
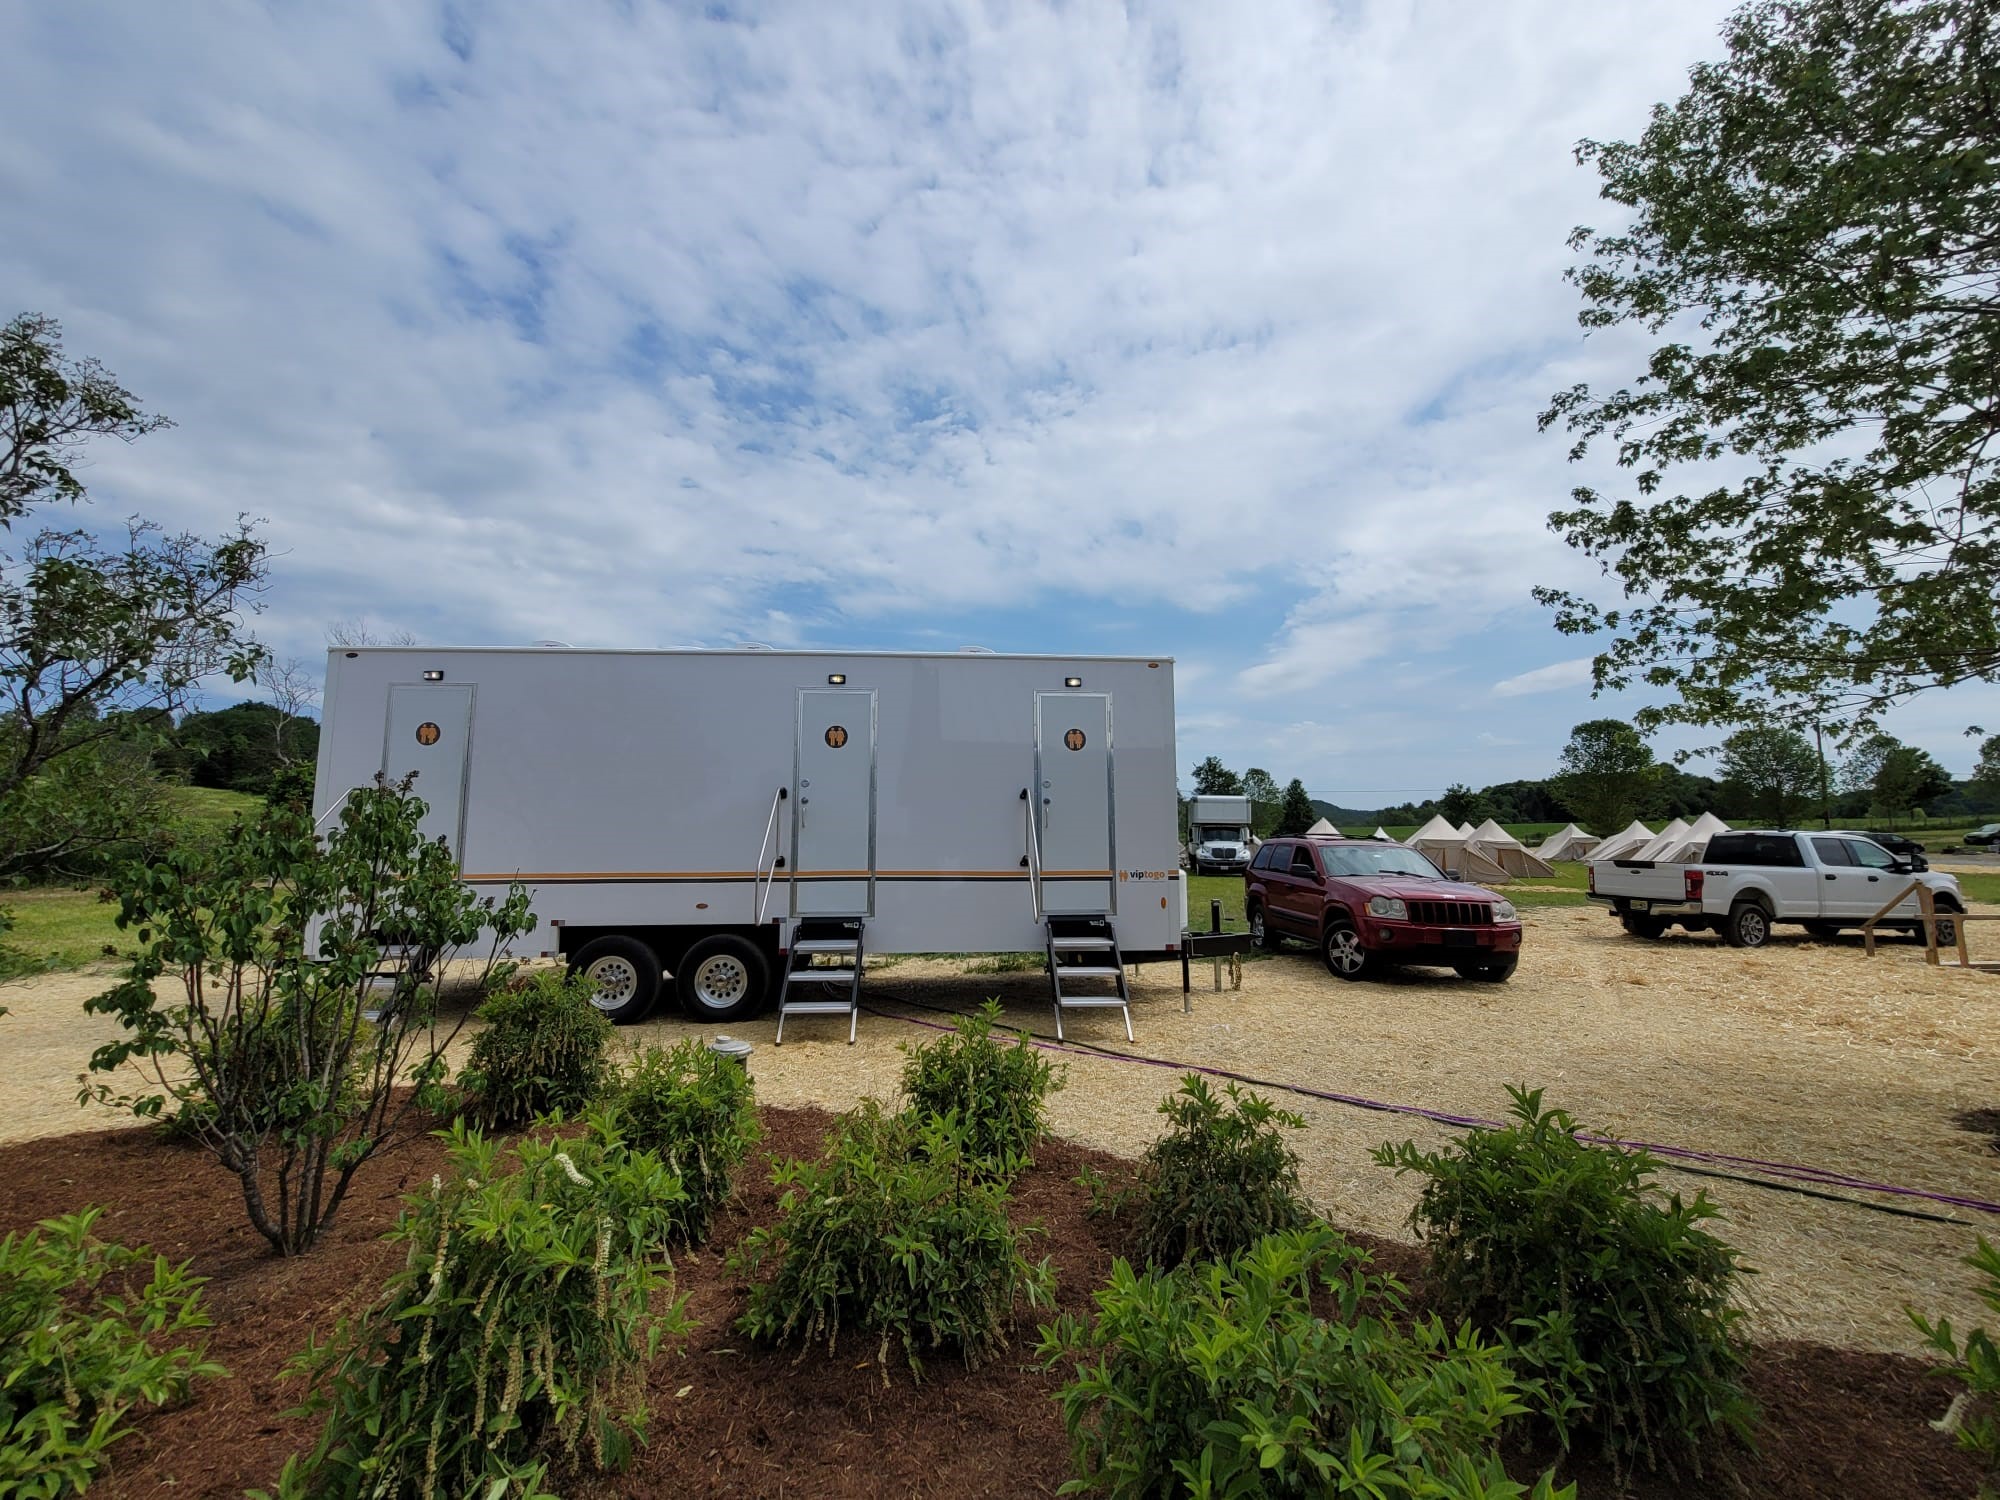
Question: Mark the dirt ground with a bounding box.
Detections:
[0,1108,1983,1500]
[7,905,2000,1356]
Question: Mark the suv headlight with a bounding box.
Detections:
[1493,899,1519,922]
[1366,896,1408,920]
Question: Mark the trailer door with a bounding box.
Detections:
[1035,693,1114,915]
[381,683,474,852]
[793,689,876,916]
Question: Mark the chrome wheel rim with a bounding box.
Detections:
[1741,910,1767,945]
[584,955,638,1011]
[1249,910,1264,943]
[692,954,749,1009]
[1326,929,1365,974]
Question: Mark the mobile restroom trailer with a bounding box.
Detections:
[313,648,1186,1039]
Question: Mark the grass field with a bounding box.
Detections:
[172,785,265,829]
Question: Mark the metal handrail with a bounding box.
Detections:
[1022,787,1045,922]
[754,786,788,925]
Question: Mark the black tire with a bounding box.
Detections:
[1935,900,1963,948]
[1620,913,1668,939]
[568,935,663,1024]
[1453,957,1518,983]
[1247,902,1282,951]
[676,934,770,1022]
[1723,901,1772,949]
[1320,918,1372,980]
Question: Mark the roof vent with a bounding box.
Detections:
[958,645,995,653]
[532,640,571,649]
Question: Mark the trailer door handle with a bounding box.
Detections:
[1825,873,1836,880]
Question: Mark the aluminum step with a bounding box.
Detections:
[1054,965,1123,979]
[1051,936,1115,952]
[791,938,860,955]
[784,968,857,983]
[778,999,857,1015]
[1054,995,1130,1008]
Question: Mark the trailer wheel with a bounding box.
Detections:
[569,936,662,1024]
[1723,901,1772,949]
[677,935,769,1023]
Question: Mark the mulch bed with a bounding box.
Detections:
[0,1110,1984,1499]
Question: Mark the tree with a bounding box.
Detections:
[0,315,267,804]
[1550,719,1660,833]
[1191,756,1243,796]
[325,617,417,648]
[1874,744,1953,824]
[1436,784,1484,826]
[1241,767,1280,835]
[82,777,534,1256]
[1975,732,2000,795]
[1718,727,1821,826]
[1276,779,1316,836]
[174,700,320,795]
[1537,1,2000,734]
[2,312,173,523]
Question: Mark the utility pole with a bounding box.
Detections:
[1812,722,1831,829]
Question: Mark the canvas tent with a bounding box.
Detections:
[1457,821,1479,839]
[1406,813,1466,869]
[1306,817,1342,836]
[1371,827,1393,841]
[1451,842,1513,885]
[1641,811,1728,863]
[1587,820,1656,862]
[1533,824,1597,861]
[1631,817,1692,863]
[1466,819,1556,878]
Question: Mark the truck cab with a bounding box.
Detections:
[1187,794,1255,874]
[1588,829,1965,947]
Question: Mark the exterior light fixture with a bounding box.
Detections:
[1064,676,1083,689]
[422,670,445,681]
[827,673,846,685]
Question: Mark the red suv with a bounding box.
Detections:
[1244,836,1523,982]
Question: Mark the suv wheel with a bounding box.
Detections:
[1248,904,1281,951]
[1723,901,1772,949]
[1321,918,1371,980]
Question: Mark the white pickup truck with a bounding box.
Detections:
[1588,828,1965,948]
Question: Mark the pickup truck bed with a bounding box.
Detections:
[1588,829,1964,948]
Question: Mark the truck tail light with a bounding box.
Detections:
[1684,868,1705,901]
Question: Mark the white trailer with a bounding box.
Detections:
[313,647,1186,1040]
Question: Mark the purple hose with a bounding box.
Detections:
[884,1011,2000,1218]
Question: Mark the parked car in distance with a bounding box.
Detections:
[1244,835,1524,982]
[1587,829,1964,947]
[1965,824,2000,847]
[1825,829,1927,870]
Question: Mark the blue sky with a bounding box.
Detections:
[6,0,1995,804]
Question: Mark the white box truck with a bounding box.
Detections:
[1186,794,1254,874]
[313,647,1186,1040]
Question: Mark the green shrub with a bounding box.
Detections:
[459,970,615,1129]
[0,1208,224,1498]
[610,1038,760,1246]
[1135,1075,1309,1268]
[1039,1225,1571,1500]
[1375,1086,1753,1480]
[265,1116,690,1499]
[730,1101,1054,1381]
[160,998,364,1144]
[1910,1235,2000,1491]
[898,999,1064,1177]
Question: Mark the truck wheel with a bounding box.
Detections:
[1321,919,1372,980]
[1248,903,1281,951]
[1723,902,1772,949]
[1453,958,1517,982]
[1620,913,1668,940]
[677,935,769,1023]
[569,936,663,1024]
[1934,899,1963,948]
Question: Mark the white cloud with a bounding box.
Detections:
[1492,657,1596,699]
